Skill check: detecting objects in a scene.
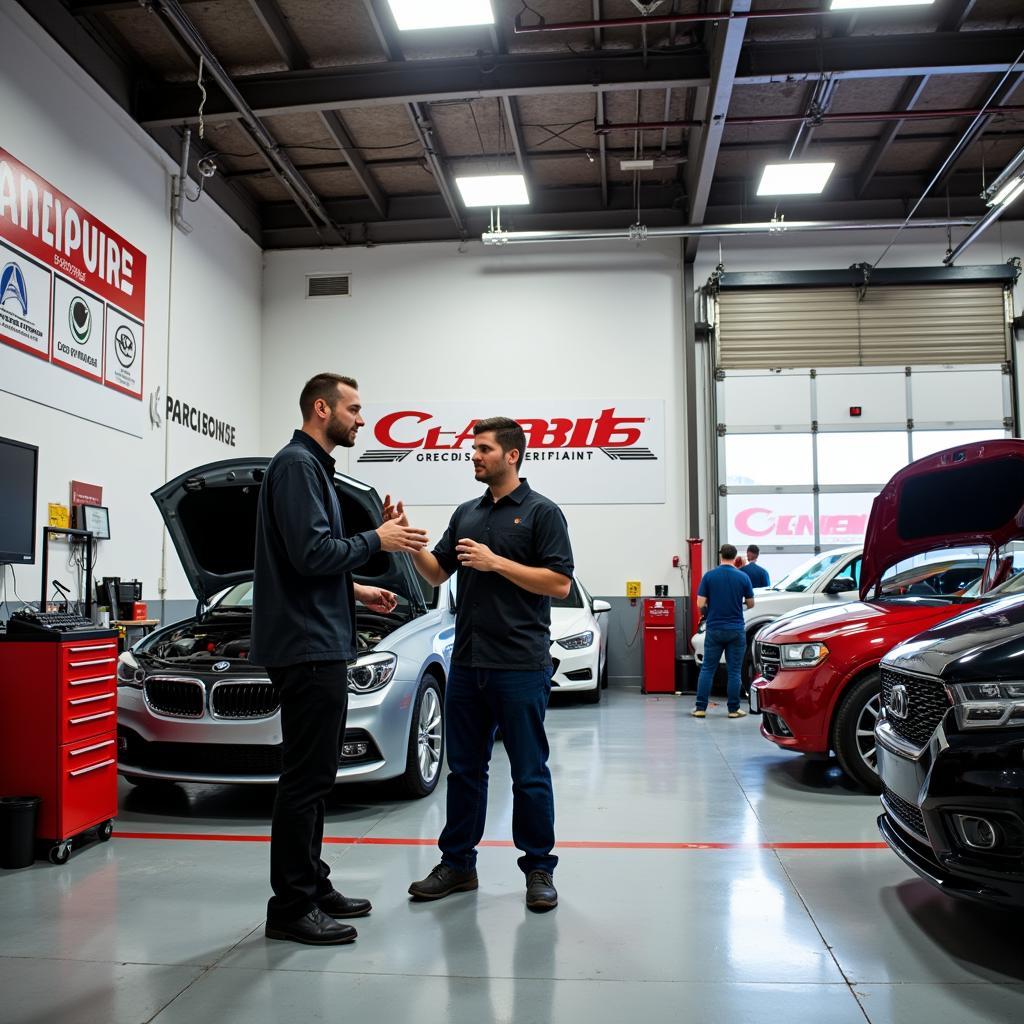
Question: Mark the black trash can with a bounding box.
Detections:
[0,796,40,869]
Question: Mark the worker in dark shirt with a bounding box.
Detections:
[385,417,574,912]
[741,545,771,589]
[251,373,428,946]
[693,543,755,719]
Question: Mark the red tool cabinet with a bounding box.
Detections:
[0,629,118,863]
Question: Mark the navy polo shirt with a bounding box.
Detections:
[433,479,574,670]
[698,564,754,632]
[742,561,770,588]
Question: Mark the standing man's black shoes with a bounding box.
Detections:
[265,907,357,945]
[317,890,372,918]
[525,871,558,911]
[408,863,479,900]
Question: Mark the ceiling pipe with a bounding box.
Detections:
[483,217,976,246]
[943,204,1009,264]
[596,105,1024,134]
[514,7,851,34]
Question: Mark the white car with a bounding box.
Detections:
[691,546,863,679]
[446,574,610,703]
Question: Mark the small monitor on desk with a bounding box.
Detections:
[77,505,110,540]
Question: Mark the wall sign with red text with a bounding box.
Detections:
[0,147,147,436]
[351,401,666,504]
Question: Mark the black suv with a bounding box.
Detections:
[875,591,1024,908]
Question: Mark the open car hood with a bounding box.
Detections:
[152,458,425,609]
[859,439,1024,599]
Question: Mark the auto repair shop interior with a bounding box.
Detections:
[2,1,1024,1022]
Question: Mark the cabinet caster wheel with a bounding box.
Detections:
[98,820,114,842]
[49,842,71,865]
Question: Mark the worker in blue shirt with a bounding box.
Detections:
[693,543,755,718]
[741,545,770,589]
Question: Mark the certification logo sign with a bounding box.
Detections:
[69,296,92,344]
[114,324,137,368]
[0,262,28,317]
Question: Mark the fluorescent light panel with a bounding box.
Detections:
[757,161,836,196]
[455,174,530,207]
[830,0,933,9]
[387,0,495,30]
[991,177,1024,209]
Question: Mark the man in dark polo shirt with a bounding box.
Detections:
[386,417,574,912]
[251,373,428,946]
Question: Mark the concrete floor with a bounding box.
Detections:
[3,688,1023,1024]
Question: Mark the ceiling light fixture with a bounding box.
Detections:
[756,161,836,196]
[620,159,655,171]
[455,173,530,207]
[829,0,934,9]
[983,147,1024,208]
[387,0,495,31]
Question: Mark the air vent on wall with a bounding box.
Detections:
[306,274,351,298]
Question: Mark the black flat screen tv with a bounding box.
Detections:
[0,435,39,564]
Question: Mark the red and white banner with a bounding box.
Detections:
[350,401,666,504]
[0,147,148,435]
[727,493,875,546]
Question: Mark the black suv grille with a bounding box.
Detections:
[880,668,951,748]
[756,642,780,681]
[144,677,204,718]
[211,681,279,718]
[118,727,379,775]
[881,784,926,840]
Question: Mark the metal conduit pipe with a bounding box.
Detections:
[483,217,976,246]
[150,0,335,234]
[513,7,847,34]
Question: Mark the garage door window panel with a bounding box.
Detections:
[817,432,909,487]
[724,434,813,487]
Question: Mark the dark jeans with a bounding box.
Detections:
[439,665,557,876]
[266,660,348,924]
[696,627,746,713]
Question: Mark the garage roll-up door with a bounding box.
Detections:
[716,281,1010,370]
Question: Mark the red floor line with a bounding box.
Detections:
[111,831,888,850]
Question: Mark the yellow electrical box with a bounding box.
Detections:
[48,503,70,529]
[626,580,642,599]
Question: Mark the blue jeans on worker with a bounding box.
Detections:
[696,628,745,713]
[439,664,557,876]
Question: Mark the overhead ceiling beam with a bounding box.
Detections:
[137,30,1024,127]
[244,0,388,219]
[686,1,751,259]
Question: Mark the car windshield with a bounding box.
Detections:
[774,551,850,594]
[216,582,253,607]
[552,580,584,609]
[877,558,985,597]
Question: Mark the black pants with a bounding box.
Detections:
[266,660,349,924]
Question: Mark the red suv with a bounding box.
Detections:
[750,439,1024,792]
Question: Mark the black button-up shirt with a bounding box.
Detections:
[250,430,381,667]
[433,480,574,670]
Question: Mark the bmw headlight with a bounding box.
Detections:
[116,651,144,688]
[347,652,397,694]
[780,643,829,667]
[556,631,594,651]
[953,681,1024,729]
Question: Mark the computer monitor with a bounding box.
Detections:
[0,436,38,564]
[79,505,111,541]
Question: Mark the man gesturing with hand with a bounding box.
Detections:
[388,416,574,912]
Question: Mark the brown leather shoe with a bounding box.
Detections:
[526,870,558,912]
[408,863,479,900]
[265,907,357,945]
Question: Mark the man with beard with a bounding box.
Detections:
[389,417,574,912]
[251,373,428,945]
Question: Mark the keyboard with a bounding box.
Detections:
[6,610,96,636]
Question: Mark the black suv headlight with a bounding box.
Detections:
[952,681,1024,729]
[117,651,144,688]
[348,652,398,694]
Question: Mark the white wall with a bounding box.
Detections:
[261,241,688,600]
[0,4,262,611]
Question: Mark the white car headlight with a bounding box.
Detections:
[117,651,144,688]
[780,643,829,667]
[348,652,398,694]
[953,681,1024,729]
[556,631,594,651]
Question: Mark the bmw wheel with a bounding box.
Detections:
[396,675,444,798]
[832,670,882,793]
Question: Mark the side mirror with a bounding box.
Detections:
[824,576,857,595]
[592,599,611,614]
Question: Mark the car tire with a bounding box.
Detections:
[395,675,445,799]
[832,669,883,794]
[742,628,761,688]
[599,653,609,690]
[582,674,602,704]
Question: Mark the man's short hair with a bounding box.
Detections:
[299,373,358,420]
[719,543,738,561]
[473,416,526,470]
[746,544,760,557]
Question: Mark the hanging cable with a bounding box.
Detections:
[196,54,206,140]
